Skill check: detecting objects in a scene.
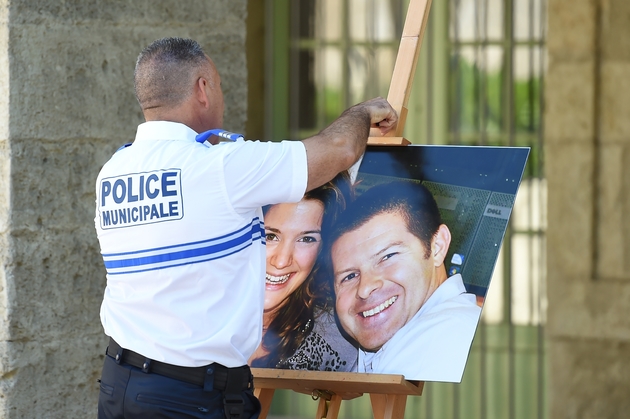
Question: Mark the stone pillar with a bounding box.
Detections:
[546,0,630,417]
[0,1,247,417]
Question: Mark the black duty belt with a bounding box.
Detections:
[106,338,252,391]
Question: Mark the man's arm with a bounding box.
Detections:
[301,97,397,192]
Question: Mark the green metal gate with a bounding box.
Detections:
[259,1,547,417]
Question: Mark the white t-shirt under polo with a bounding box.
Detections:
[95,121,307,368]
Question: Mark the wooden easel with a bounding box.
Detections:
[253,1,432,418]
[252,369,424,419]
[368,0,432,146]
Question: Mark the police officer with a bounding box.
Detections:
[94,37,397,419]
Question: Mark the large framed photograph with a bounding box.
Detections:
[250,145,529,383]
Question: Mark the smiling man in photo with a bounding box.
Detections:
[328,180,481,382]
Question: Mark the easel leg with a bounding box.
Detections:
[254,388,275,419]
[315,398,328,419]
[370,394,408,419]
[314,394,343,419]
[384,394,408,419]
[326,394,343,419]
[371,394,387,418]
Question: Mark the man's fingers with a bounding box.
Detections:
[380,124,396,136]
[376,116,396,128]
[371,113,397,135]
[361,97,399,136]
[369,127,383,137]
[378,123,396,136]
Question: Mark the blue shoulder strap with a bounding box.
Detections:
[116,142,132,152]
[195,129,244,144]
[114,128,244,154]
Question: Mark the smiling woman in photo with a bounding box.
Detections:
[249,172,357,371]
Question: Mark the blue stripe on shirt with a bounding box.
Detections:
[102,218,265,275]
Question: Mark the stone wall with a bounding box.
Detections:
[0,1,248,417]
[546,0,630,417]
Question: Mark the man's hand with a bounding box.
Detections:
[357,97,398,136]
[302,97,398,192]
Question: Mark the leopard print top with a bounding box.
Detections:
[276,308,358,371]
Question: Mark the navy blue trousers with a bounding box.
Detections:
[98,354,261,419]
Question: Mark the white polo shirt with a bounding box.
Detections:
[94,121,307,368]
[357,274,481,382]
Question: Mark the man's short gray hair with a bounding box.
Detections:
[134,37,208,109]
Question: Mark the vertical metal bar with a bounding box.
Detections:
[479,318,487,419]
[315,0,324,131]
[473,0,480,144]
[479,0,489,414]
[452,0,462,144]
[527,0,541,416]
[267,0,290,141]
[451,4,464,419]
[525,1,538,416]
[537,2,548,417]
[433,0,449,145]
[289,1,299,138]
[264,0,273,140]
[370,0,377,100]
[528,0,536,133]
[342,0,350,109]
[504,1,516,419]
[480,0,488,146]
[506,0,515,148]
[322,0,331,128]
[527,8,538,394]
[427,0,434,145]
[367,0,375,100]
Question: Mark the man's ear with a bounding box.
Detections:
[431,224,452,267]
[195,77,210,108]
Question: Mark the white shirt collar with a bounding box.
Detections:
[134,121,198,143]
[416,273,466,317]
